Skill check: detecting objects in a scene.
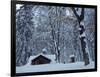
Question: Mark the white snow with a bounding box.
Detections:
[16,4,23,10]
[80,21,85,26]
[69,54,75,57]
[16,62,95,73]
[78,27,82,31]
[66,9,70,16]
[79,32,86,38]
[42,48,47,52]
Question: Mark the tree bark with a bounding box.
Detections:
[49,6,61,63]
[71,7,90,65]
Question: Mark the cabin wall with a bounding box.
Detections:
[31,56,51,65]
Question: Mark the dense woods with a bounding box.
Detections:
[16,4,95,66]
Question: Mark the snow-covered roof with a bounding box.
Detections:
[26,53,56,65]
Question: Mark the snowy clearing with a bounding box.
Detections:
[16,62,94,73]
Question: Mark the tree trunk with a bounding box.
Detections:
[48,6,61,63]
[71,8,90,65]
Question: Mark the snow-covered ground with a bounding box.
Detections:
[16,62,95,73]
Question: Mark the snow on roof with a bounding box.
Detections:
[26,53,56,65]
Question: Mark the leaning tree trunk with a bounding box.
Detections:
[71,8,90,65]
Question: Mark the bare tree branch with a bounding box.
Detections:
[71,7,84,23]
[71,7,80,21]
[80,8,84,21]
